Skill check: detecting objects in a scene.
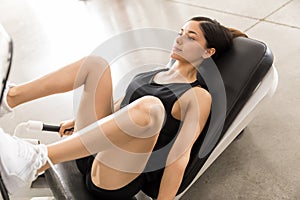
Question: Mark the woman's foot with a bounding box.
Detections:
[0,84,14,117]
[0,129,48,194]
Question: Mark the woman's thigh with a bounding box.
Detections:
[88,96,165,192]
[86,166,145,200]
[75,56,113,130]
[76,155,146,200]
[90,132,158,189]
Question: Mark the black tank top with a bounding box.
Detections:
[120,68,207,180]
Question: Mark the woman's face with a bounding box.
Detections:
[171,21,213,65]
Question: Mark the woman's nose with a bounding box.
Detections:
[176,35,183,45]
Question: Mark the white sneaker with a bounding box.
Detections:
[0,84,14,118]
[0,128,48,194]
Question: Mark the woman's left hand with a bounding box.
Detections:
[59,119,75,137]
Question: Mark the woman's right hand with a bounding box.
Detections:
[59,119,75,137]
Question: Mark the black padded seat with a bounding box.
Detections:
[44,37,274,199]
[45,160,137,200]
[45,161,99,200]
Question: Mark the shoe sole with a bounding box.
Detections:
[0,173,9,200]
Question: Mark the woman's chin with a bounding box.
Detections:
[170,53,183,61]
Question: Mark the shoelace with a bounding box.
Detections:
[14,137,54,180]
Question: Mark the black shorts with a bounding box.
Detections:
[76,156,145,200]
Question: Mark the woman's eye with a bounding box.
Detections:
[187,36,195,41]
[177,32,195,40]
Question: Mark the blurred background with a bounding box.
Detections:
[0,0,299,199]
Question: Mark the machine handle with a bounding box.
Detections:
[42,124,74,133]
[42,124,60,132]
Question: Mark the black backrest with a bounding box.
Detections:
[142,37,274,198]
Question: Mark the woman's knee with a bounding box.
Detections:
[75,56,110,87]
[80,56,110,75]
[82,56,109,67]
[132,96,165,129]
[78,56,112,91]
[113,96,164,139]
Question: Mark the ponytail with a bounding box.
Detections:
[227,27,248,38]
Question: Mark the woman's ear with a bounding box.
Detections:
[202,48,216,59]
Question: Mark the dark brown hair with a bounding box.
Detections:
[189,16,247,59]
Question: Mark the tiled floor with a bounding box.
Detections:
[0,0,299,199]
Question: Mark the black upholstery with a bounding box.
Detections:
[45,161,99,200]
[142,37,273,197]
[44,37,273,199]
[45,161,137,200]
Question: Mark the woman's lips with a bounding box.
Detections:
[172,46,182,52]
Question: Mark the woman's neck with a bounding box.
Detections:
[169,61,198,82]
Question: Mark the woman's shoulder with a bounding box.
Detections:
[181,86,212,107]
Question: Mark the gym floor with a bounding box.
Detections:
[0,0,299,199]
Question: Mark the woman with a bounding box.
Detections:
[0,16,246,200]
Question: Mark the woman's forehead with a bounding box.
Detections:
[181,21,203,35]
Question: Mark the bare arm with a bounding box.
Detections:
[157,88,212,200]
